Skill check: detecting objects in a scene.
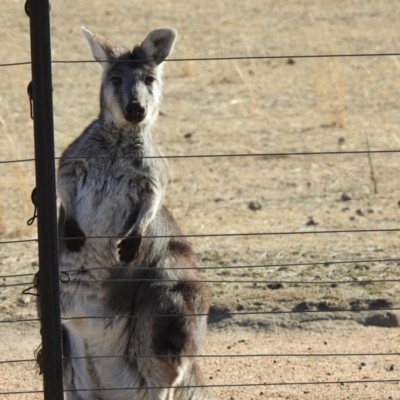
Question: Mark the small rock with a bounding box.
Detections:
[17,295,31,306]
[286,58,295,65]
[341,193,352,201]
[364,312,399,328]
[305,217,317,226]
[266,283,284,290]
[356,209,364,216]
[338,137,346,146]
[248,201,262,211]
[292,301,315,312]
[368,298,392,309]
[184,132,193,139]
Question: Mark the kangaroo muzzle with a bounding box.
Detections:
[124,101,146,124]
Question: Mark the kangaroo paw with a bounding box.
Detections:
[117,234,142,263]
[64,218,86,252]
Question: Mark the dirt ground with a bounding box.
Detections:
[1,0,400,398]
[1,320,400,400]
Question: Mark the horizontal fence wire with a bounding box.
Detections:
[3,377,400,396]
[63,227,400,239]
[0,238,37,245]
[2,350,400,365]
[0,258,400,280]
[2,226,400,246]
[57,228,400,239]
[2,50,400,68]
[65,278,400,285]
[59,307,400,319]
[1,273,36,279]
[52,256,400,272]
[2,278,399,289]
[62,379,400,391]
[1,256,400,277]
[2,47,400,397]
[1,307,399,325]
[2,149,400,165]
[0,379,400,395]
[63,351,400,360]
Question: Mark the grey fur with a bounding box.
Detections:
[55,27,212,400]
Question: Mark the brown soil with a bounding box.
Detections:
[1,0,400,398]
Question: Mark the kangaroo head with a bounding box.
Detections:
[82,27,177,127]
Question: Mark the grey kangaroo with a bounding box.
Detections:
[56,27,212,400]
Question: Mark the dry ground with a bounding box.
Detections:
[1,0,400,398]
[1,321,400,400]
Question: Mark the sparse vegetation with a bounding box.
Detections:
[1,2,400,398]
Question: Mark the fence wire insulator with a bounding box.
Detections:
[59,271,71,284]
[27,187,37,226]
[22,272,39,297]
[27,81,33,119]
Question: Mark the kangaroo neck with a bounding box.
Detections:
[98,119,157,155]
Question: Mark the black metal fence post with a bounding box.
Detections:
[28,0,64,399]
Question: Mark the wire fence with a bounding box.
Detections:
[1,1,400,399]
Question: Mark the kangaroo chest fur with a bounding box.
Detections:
[58,121,164,300]
[72,127,162,235]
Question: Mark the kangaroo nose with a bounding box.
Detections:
[125,102,145,118]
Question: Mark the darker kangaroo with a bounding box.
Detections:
[56,27,212,400]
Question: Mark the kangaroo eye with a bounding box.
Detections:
[145,76,155,85]
[111,77,122,86]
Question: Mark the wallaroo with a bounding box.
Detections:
[52,27,213,400]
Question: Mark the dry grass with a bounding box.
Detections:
[1,1,400,399]
[0,0,400,325]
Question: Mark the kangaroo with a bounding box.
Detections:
[55,27,212,400]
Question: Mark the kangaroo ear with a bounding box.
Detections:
[140,28,177,65]
[81,26,127,69]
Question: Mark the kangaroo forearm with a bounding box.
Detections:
[57,158,85,219]
[128,189,162,236]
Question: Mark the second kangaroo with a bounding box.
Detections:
[57,27,212,400]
